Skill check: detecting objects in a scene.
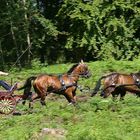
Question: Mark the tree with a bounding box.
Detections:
[0,0,140,70]
[57,0,140,61]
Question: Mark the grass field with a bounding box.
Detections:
[0,60,140,140]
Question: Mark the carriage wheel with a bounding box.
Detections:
[0,95,16,115]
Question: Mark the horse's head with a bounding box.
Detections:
[68,60,91,78]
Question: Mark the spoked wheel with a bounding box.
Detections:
[0,95,16,115]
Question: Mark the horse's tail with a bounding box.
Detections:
[91,73,118,97]
[91,76,106,97]
[18,76,36,91]
[18,76,37,101]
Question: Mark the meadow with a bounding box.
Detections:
[0,60,140,140]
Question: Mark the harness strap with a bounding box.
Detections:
[59,75,66,90]
[131,73,140,88]
[58,75,77,91]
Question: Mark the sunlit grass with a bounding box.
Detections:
[0,60,140,140]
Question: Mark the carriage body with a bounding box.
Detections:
[0,83,19,115]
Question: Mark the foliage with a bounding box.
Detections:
[0,61,140,139]
[0,0,140,69]
[57,0,140,60]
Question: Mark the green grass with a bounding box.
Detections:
[0,60,140,140]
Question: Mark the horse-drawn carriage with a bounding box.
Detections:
[0,61,140,115]
[0,82,22,115]
[0,60,91,114]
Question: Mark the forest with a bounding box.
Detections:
[0,0,140,70]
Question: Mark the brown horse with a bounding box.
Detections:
[91,72,140,100]
[18,60,91,108]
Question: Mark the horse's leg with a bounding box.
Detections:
[120,90,126,101]
[64,91,76,105]
[72,88,77,102]
[136,92,140,97]
[21,91,32,105]
[64,93,75,104]
[100,89,105,97]
[33,84,47,106]
[102,86,113,98]
[63,94,71,103]
[40,93,47,106]
[111,90,119,101]
[22,100,26,105]
[29,94,40,109]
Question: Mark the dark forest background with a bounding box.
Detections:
[0,0,140,70]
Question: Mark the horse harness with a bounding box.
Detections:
[102,73,140,92]
[113,73,140,89]
[59,75,77,91]
[131,73,140,88]
[58,75,89,93]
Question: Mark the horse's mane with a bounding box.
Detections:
[103,72,119,77]
[67,63,79,73]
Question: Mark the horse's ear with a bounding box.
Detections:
[80,59,84,64]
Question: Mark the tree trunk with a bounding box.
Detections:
[10,22,22,70]
[22,0,32,67]
[0,40,5,70]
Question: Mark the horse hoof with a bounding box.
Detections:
[68,103,73,106]
[91,93,96,97]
